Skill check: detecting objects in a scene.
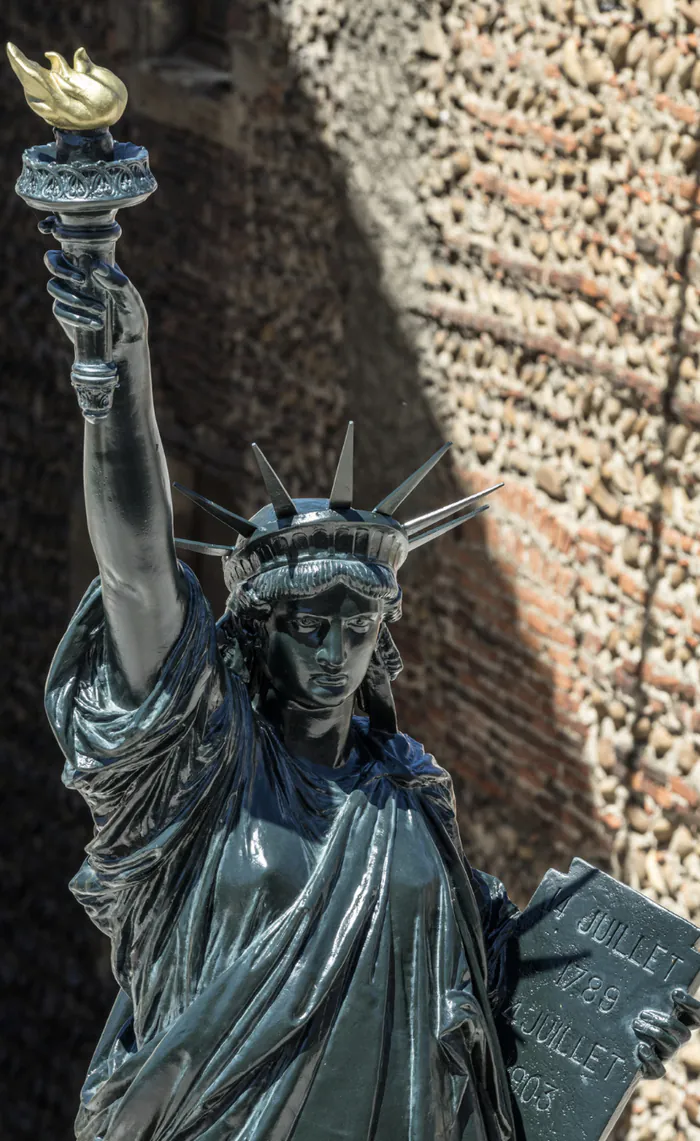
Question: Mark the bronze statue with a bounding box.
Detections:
[8,44,699,1141]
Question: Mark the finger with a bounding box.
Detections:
[47,278,105,315]
[635,1011,692,1044]
[44,249,86,285]
[633,1016,685,1058]
[662,1015,692,1045]
[637,1042,666,1080]
[37,215,57,235]
[53,299,104,331]
[91,260,129,291]
[638,1024,687,1059]
[673,989,700,1026]
[651,1025,688,1058]
[633,1013,658,1036]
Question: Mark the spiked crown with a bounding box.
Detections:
[174,423,501,586]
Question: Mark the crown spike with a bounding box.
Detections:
[374,442,452,517]
[173,483,256,538]
[329,421,354,509]
[408,504,489,551]
[404,483,503,536]
[175,537,234,557]
[252,444,297,518]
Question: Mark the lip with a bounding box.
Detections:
[311,673,349,689]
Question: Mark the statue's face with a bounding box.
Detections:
[263,584,382,708]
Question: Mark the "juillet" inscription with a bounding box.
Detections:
[508,1000,625,1088]
[554,895,687,985]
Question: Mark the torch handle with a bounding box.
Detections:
[67,248,114,364]
[52,213,121,423]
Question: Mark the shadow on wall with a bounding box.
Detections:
[119,5,609,903]
[1,2,608,1139]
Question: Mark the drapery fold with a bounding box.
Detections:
[46,565,517,1141]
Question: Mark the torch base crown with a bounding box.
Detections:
[15,138,157,212]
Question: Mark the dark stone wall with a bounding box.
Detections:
[1,6,114,1137]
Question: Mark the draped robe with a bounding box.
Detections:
[45,565,518,1141]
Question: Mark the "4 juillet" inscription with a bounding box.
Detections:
[507,999,624,1095]
[571,904,687,985]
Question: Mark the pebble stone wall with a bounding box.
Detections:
[3,0,700,1137]
[408,3,700,1135]
[278,0,700,1134]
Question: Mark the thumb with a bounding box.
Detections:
[91,260,135,316]
[91,259,130,292]
[672,988,700,1027]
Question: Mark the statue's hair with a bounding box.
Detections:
[226,557,402,622]
[218,557,404,715]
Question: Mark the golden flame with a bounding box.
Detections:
[6,43,127,130]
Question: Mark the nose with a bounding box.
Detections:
[317,619,347,670]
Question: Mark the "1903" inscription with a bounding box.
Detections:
[508,1065,559,1114]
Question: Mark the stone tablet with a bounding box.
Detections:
[498,858,700,1141]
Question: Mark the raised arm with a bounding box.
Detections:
[47,250,187,704]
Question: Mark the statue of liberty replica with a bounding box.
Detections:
[7,42,696,1141]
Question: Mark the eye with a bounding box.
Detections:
[290,615,322,631]
[347,617,376,633]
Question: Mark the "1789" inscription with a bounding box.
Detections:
[552,962,620,1013]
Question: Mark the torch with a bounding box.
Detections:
[6,43,156,421]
